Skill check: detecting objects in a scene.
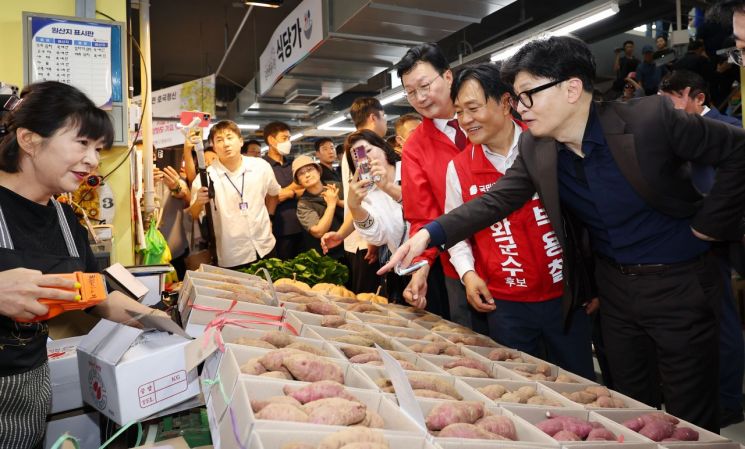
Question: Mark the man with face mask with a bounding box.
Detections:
[263,121,306,260]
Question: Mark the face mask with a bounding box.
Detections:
[276,141,292,155]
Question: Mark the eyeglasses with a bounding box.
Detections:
[405,74,442,99]
[510,79,566,110]
[728,47,744,67]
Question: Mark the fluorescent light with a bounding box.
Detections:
[244,1,281,8]
[237,124,260,130]
[290,133,304,141]
[490,45,522,62]
[322,126,356,132]
[380,91,405,106]
[551,5,619,36]
[318,115,347,129]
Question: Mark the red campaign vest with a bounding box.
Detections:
[452,142,564,302]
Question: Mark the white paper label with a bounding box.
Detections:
[375,344,426,432]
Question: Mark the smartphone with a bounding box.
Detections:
[394,260,429,276]
[352,145,373,182]
[179,110,211,128]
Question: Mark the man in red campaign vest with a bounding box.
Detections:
[445,63,594,380]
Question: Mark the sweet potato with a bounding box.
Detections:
[349,353,382,364]
[585,386,611,397]
[255,403,309,422]
[240,357,267,375]
[535,418,564,436]
[477,384,508,400]
[336,443,389,449]
[639,419,674,441]
[259,348,306,371]
[286,341,329,356]
[562,390,597,404]
[448,335,497,347]
[486,348,521,361]
[339,345,375,359]
[474,415,517,440]
[317,428,388,449]
[332,335,375,347]
[514,386,537,401]
[446,366,490,378]
[670,427,699,441]
[356,410,385,428]
[346,303,382,313]
[443,357,488,373]
[591,395,626,408]
[251,395,302,413]
[322,316,347,328]
[260,330,294,348]
[306,301,342,316]
[425,401,484,430]
[526,395,562,406]
[438,423,506,439]
[554,373,578,383]
[233,337,277,350]
[552,415,593,439]
[284,380,358,404]
[357,332,392,350]
[338,323,370,333]
[412,389,460,400]
[586,427,617,441]
[498,392,525,403]
[283,353,345,383]
[553,430,581,441]
[259,370,293,380]
[304,398,367,426]
[407,373,462,400]
[280,443,315,449]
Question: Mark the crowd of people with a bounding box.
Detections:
[3,1,745,447]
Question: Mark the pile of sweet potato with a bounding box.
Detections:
[374,373,463,401]
[477,384,563,406]
[240,346,344,383]
[623,412,699,441]
[251,380,384,428]
[536,414,618,441]
[425,401,518,440]
[561,386,627,408]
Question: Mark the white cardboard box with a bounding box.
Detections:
[182,294,289,337]
[76,319,201,425]
[47,336,84,414]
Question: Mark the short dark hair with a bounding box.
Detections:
[687,39,705,52]
[623,40,634,47]
[656,35,668,43]
[335,143,344,158]
[0,81,114,173]
[246,139,261,147]
[349,97,383,129]
[451,62,514,104]
[711,0,745,24]
[395,43,450,78]
[659,69,710,104]
[394,113,422,136]
[344,129,400,171]
[501,36,596,93]
[263,121,290,144]
[314,137,334,152]
[209,120,242,144]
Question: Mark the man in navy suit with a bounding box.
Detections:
[659,68,745,427]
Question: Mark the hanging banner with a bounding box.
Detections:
[258,0,324,95]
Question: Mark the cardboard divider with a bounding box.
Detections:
[232,376,423,433]
[542,383,652,411]
[220,325,346,361]
[246,428,438,449]
[457,378,581,409]
[502,406,650,446]
[595,409,731,445]
[416,398,558,446]
[353,364,485,402]
[182,295,287,337]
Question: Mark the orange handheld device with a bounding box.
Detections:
[17,272,108,323]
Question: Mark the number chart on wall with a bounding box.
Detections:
[23,12,128,146]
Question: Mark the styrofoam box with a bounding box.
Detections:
[353,364,485,402]
[235,376,422,433]
[301,324,396,350]
[364,322,439,340]
[503,406,650,446]
[349,311,414,328]
[458,378,581,409]
[246,428,438,449]
[418,398,559,446]
[183,295,287,337]
[596,409,731,446]
[219,325,346,361]
[463,344,546,365]
[543,383,652,411]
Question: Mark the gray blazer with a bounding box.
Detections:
[435,95,745,320]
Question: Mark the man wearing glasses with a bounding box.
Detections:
[382,36,745,432]
[394,43,487,332]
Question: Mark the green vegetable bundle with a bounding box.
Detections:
[241,249,349,286]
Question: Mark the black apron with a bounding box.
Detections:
[0,199,84,449]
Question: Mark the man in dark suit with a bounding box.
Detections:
[381,36,745,432]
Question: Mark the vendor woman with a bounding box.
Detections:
[0,81,164,448]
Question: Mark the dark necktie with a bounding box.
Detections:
[447,119,467,150]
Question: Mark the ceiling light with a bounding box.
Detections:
[318,115,347,129]
[243,1,282,8]
[237,124,260,130]
[290,133,304,141]
[379,91,405,106]
[551,6,619,36]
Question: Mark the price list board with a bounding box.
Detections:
[23,13,127,145]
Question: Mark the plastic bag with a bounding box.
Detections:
[141,217,172,265]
